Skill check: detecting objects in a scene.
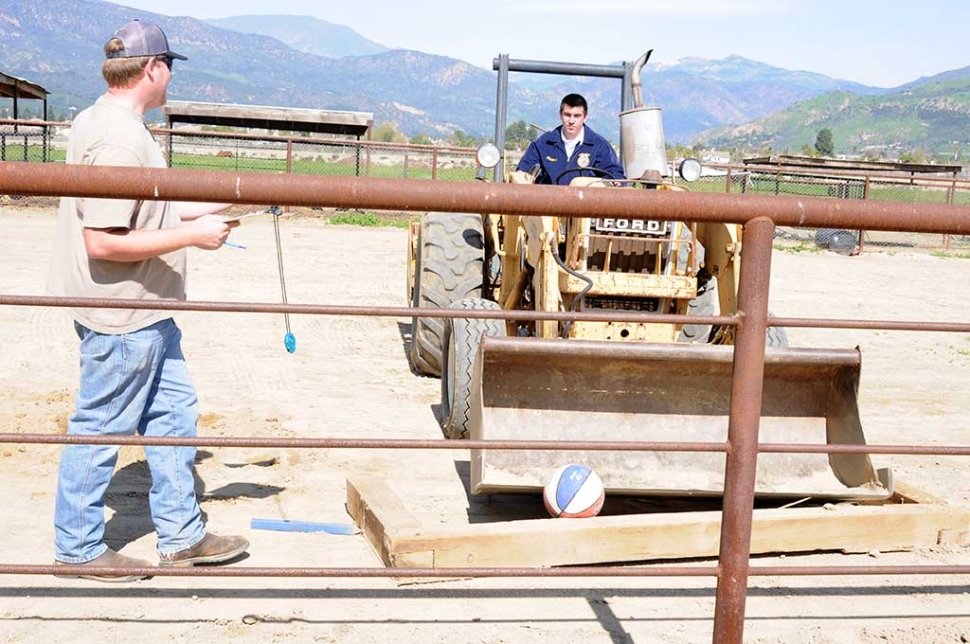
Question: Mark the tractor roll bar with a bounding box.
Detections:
[491,54,635,178]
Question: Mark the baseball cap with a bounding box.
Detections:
[105,19,188,61]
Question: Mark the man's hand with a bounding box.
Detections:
[191,215,239,250]
[510,170,535,184]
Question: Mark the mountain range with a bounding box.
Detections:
[695,71,970,158]
[0,0,968,158]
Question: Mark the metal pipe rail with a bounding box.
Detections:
[3,434,968,457]
[2,294,969,333]
[3,294,970,335]
[2,564,969,579]
[1,162,969,234]
[715,161,969,187]
[2,161,969,644]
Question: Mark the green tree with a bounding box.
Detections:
[447,129,482,148]
[409,133,432,145]
[899,148,927,164]
[814,128,834,156]
[667,143,691,159]
[504,120,537,150]
[373,121,406,143]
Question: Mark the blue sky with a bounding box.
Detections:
[115,0,968,88]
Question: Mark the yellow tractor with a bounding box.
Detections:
[407,52,891,501]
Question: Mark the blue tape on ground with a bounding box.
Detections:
[250,518,358,535]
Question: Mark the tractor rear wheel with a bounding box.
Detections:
[409,213,486,377]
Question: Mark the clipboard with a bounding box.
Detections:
[223,210,269,223]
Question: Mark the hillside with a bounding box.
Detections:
[0,0,965,150]
[0,0,499,136]
[694,71,970,157]
[503,55,884,143]
[205,14,388,59]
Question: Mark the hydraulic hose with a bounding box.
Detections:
[552,244,594,339]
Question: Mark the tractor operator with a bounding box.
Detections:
[515,93,625,185]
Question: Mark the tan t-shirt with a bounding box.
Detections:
[46,94,187,334]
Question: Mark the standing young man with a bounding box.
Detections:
[516,93,625,185]
[48,19,248,582]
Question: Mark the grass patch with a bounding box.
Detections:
[168,151,478,181]
[773,242,824,254]
[0,145,65,163]
[930,250,970,259]
[952,338,970,358]
[326,211,408,228]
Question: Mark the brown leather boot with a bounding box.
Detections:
[158,532,249,567]
[54,547,152,582]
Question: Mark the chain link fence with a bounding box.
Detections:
[156,128,480,182]
[2,119,968,253]
[0,120,483,214]
[0,121,66,209]
[0,121,60,163]
[680,165,970,254]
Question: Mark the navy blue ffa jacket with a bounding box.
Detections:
[515,125,625,185]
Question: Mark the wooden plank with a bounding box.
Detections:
[345,476,429,567]
[892,479,949,505]
[347,475,970,569]
[391,504,970,568]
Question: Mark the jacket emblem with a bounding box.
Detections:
[576,153,591,168]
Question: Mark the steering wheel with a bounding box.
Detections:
[553,166,619,185]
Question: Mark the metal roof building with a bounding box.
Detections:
[163,101,372,138]
[0,71,49,120]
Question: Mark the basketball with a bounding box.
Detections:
[543,463,606,518]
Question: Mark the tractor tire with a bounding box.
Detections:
[678,276,718,343]
[815,228,858,253]
[409,213,486,377]
[705,311,790,348]
[441,298,505,440]
[676,223,714,343]
[766,321,789,347]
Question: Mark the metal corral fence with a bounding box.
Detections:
[2,118,968,253]
[679,163,970,253]
[0,118,484,181]
[0,119,494,214]
[155,127,485,182]
[0,162,969,644]
[0,119,56,163]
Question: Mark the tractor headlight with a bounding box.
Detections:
[476,143,502,169]
[678,157,702,182]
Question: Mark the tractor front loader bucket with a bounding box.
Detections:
[469,337,892,500]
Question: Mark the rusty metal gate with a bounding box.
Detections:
[0,162,968,644]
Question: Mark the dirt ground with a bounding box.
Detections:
[0,206,968,644]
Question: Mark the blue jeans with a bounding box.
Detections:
[54,319,205,563]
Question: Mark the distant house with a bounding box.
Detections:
[702,150,731,165]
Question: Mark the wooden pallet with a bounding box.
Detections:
[346,476,970,568]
